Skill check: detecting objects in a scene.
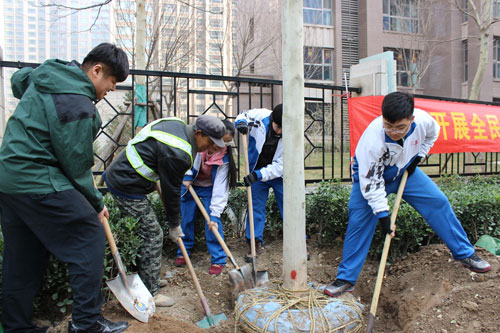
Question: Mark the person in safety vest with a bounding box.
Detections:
[174,119,237,276]
[102,114,226,307]
[324,92,491,298]
[0,43,130,333]
[235,104,283,262]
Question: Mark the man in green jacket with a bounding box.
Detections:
[0,43,130,333]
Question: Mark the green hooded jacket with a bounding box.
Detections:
[0,59,104,212]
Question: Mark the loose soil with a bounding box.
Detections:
[43,238,500,332]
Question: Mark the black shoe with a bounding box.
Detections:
[68,316,130,333]
[324,279,354,297]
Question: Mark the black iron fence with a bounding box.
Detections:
[1,61,499,183]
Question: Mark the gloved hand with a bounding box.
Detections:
[168,225,185,242]
[379,216,394,236]
[243,171,259,186]
[406,156,422,176]
[236,121,248,134]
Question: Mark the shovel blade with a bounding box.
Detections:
[229,264,269,298]
[107,273,155,323]
[256,270,269,286]
[196,312,227,328]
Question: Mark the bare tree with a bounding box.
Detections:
[114,0,196,117]
[385,0,449,93]
[454,0,499,100]
[199,0,280,115]
[44,0,112,32]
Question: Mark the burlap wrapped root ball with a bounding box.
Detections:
[235,283,364,332]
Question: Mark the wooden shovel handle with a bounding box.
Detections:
[367,170,409,332]
[187,185,240,270]
[101,216,118,256]
[156,183,214,320]
[241,134,256,259]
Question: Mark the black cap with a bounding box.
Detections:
[271,104,282,127]
[195,115,226,148]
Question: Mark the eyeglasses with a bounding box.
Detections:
[383,123,410,134]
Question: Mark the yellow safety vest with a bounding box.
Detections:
[126,117,193,182]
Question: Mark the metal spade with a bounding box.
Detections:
[186,185,268,295]
[101,216,155,323]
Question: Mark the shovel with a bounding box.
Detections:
[155,183,226,328]
[241,133,269,286]
[101,216,155,323]
[186,185,267,294]
[366,170,408,333]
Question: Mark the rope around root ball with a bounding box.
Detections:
[235,281,364,332]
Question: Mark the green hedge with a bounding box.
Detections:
[223,175,500,261]
[0,175,498,318]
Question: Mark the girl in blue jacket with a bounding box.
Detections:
[174,119,237,275]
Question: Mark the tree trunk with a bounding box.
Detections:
[468,0,492,100]
[282,0,307,291]
[135,0,146,85]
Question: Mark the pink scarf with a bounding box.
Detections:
[199,146,227,166]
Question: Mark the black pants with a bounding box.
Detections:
[0,190,105,332]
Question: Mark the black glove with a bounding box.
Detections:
[243,171,259,186]
[236,122,248,134]
[379,216,394,235]
[406,156,422,176]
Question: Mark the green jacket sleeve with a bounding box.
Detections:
[48,99,104,212]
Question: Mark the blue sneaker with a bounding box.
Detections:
[457,252,491,273]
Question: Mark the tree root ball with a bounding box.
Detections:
[235,282,364,332]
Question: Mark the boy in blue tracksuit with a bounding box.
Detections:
[175,120,237,275]
[325,92,490,297]
[235,104,283,262]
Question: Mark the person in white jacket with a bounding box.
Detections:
[174,119,237,276]
[235,104,283,262]
[325,92,490,297]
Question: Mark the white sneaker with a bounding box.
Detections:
[154,294,175,307]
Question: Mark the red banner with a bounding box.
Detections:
[348,96,500,157]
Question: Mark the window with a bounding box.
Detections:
[210,31,223,39]
[303,0,332,26]
[210,19,222,28]
[303,47,333,81]
[493,37,500,79]
[210,67,221,75]
[382,0,419,33]
[385,47,420,87]
[463,40,468,82]
[210,6,222,13]
[462,0,468,22]
[495,1,500,18]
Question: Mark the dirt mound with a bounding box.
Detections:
[44,239,500,332]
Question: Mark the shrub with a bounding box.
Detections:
[305,181,350,247]
[221,175,500,262]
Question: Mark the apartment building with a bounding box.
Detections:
[292,0,500,101]
[1,0,113,112]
